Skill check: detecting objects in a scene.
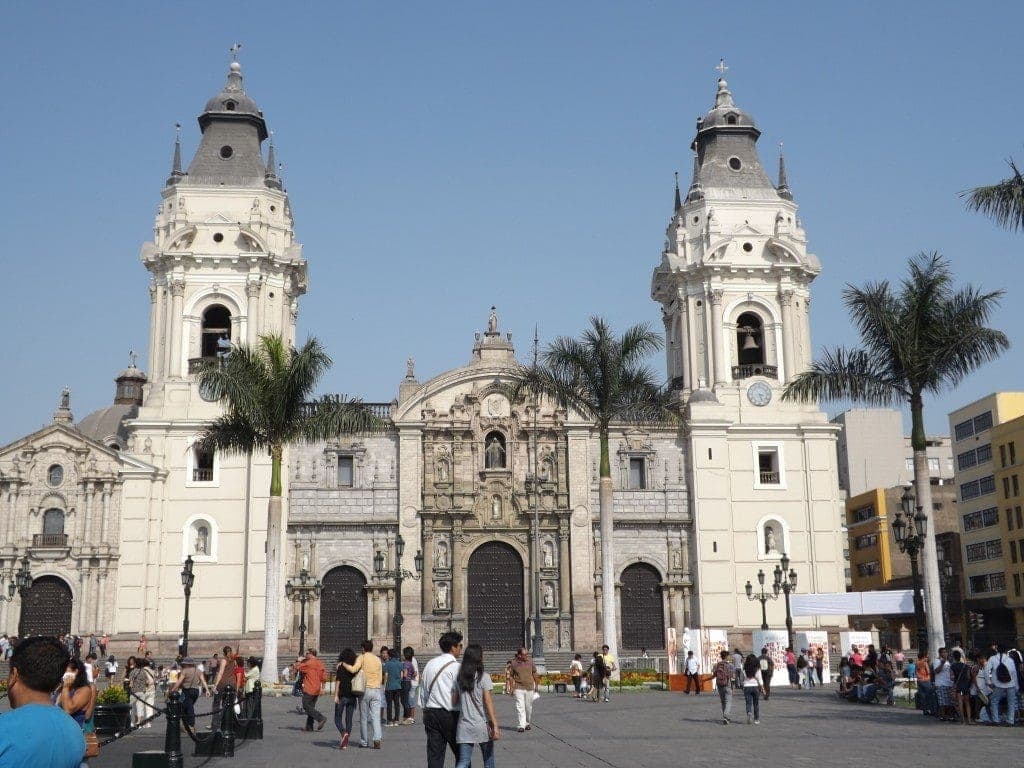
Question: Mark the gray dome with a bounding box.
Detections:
[198,63,268,141]
[697,79,757,132]
[77,403,137,450]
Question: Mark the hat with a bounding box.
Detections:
[181,657,197,666]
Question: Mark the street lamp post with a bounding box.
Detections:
[745,569,778,630]
[892,485,929,654]
[180,555,195,657]
[285,561,323,656]
[374,535,424,652]
[939,557,954,646]
[772,553,798,649]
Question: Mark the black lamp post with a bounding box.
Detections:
[892,485,929,654]
[772,553,798,649]
[15,557,33,596]
[745,569,778,630]
[374,534,424,652]
[939,556,955,646]
[285,561,323,656]
[180,555,195,657]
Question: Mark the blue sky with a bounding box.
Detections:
[1,1,1021,443]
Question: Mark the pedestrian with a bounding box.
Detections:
[137,635,147,655]
[600,645,617,702]
[915,651,936,715]
[333,648,359,750]
[84,653,98,685]
[713,650,734,725]
[211,646,233,726]
[453,643,501,768]
[122,655,136,694]
[508,646,540,730]
[242,656,261,718]
[0,636,86,768]
[742,654,764,724]
[168,656,209,730]
[950,650,975,725]
[99,633,108,657]
[984,643,1019,725]
[796,649,809,688]
[585,652,606,702]
[295,648,328,732]
[128,658,157,728]
[420,631,463,768]
[56,657,94,736]
[88,634,99,658]
[731,648,744,690]
[569,654,584,698]
[974,649,993,724]
[814,647,825,686]
[894,649,905,676]
[785,647,798,688]
[105,654,118,685]
[684,651,700,694]
[383,646,406,726]
[342,639,384,749]
[402,646,418,724]
[759,647,773,700]
[933,647,955,721]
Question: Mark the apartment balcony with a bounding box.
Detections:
[759,471,781,485]
[31,533,71,560]
[732,364,778,380]
[192,468,214,482]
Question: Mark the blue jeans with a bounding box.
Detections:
[988,686,1017,725]
[360,687,383,744]
[743,687,760,720]
[455,741,495,768]
[335,696,357,735]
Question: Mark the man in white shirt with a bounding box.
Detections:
[985,644,1019,725]
[684,651,700,694]
[419,631,463,768]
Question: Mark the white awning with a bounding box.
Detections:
[789,590,916,617]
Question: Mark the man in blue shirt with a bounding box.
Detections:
[0,636,85,768]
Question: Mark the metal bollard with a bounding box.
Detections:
[220,683,236,757]
[164,690,183,768]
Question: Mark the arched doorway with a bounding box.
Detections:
[620,563,665,650]
[319,567,368,654]
[19,575,72,638]
[467,542,524,651]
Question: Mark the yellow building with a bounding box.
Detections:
[949,392,1024,647]
[991,413,1024,646]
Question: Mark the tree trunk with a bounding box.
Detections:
[261,448,283,683]
[599,428,619,679]
[910,394,945,653]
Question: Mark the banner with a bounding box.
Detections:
[838,631,873,657]
[698,628,729,673]
[666,627,678,675]
[752,629,789,672]
[790,590,915,616]
[796,630,830,679]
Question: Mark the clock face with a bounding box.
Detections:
[747,381,772,407]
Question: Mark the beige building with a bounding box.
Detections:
[990,414,1024,646]
[948,392,1024,646]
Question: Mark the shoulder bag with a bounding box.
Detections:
[351,666,366,697]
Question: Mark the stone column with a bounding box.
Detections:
[709,289,728,385]
[100,483,111,542]
[613,584,623,647]
[77,482,92,543]
[246,280,261,346]
[81,481,94,545]
[677,302,691,390]
[95,570,106,632]
[168,279,186,378]
[370,590,381,637]
[558,526,571,611]
[451,523,464,616]
[6,484,16,544]
[147,282,163,382]
[685,295,701,388]
[780,290,796,383]
[594,585,603,635]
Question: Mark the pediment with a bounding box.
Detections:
[204,212,234,224]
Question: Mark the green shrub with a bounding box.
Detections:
[96,685,129,705]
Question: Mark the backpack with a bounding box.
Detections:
[995,655,1013,684]
[714,662,731,687]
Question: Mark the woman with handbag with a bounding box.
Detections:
[334,648,361,749]
[453,644,501,768]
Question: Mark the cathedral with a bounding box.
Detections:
[0,61,846,657]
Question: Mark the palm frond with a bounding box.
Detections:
[297,396,384,442]
[281,337,332,424]
[507,362,598,422]
[962,157,1024,232]
[197,413,264,456]
[782,347,907,406]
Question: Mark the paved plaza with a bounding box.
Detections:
[93,685,1020,767]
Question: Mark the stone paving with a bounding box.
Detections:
[95,685,1021,767]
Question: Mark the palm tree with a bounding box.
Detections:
[509,317,671,669]
[196,334,381,683]
[782,253,1008,653]
[962,158,1024,231]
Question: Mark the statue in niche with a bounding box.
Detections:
[194,524,209,555]
[491,496,502,520]
[671,548,681,571]
[487,306,498,334]
[543,583,554,609]
[539,453,553,481]
[543,542,554,569]
[435,581,449,610]
[435,540,448,569]
[765,524,777,554]
[485,435,505,469]
[436,457,449,482]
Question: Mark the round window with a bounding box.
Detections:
[692,216,699,224]
[743,242,754,252]
[728,157,742,171]
[219,145,233,159]
[225,100,236,111]
[213,232,224,243]
[48,464,63,487]
[270,205,276,212]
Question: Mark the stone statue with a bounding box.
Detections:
[194,524,209,555]
[491,496,501,519]
[671,548,681,570]
[485,436,505,468]
[60,387,70,409]
[436,457,449,482]
[435,540,448,569]
[435,581,449,610]
[765,525,777,554]
[543,582,554,609]
[487,306,498,334]
[543,542,554,569]
[406,357,415,379]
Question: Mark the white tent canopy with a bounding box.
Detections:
[789,590,916,617]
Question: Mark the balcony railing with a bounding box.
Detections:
[759,471,780,485]
[299,399,394,424]
[188,357,222,374]
[733,364,778,380]
[192,468,214,482]
[33,533,69,548]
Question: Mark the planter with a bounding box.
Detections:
[94,703,132,735]
[668,673,713,692]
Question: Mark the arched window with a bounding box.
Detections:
[736,312,765,366]
[484,431,507,469]
[200,305,232,359]
[43,508,65,535]
[47,464,64,487]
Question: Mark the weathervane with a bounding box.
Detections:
[715,58,728,78]
[230,42,243,62]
